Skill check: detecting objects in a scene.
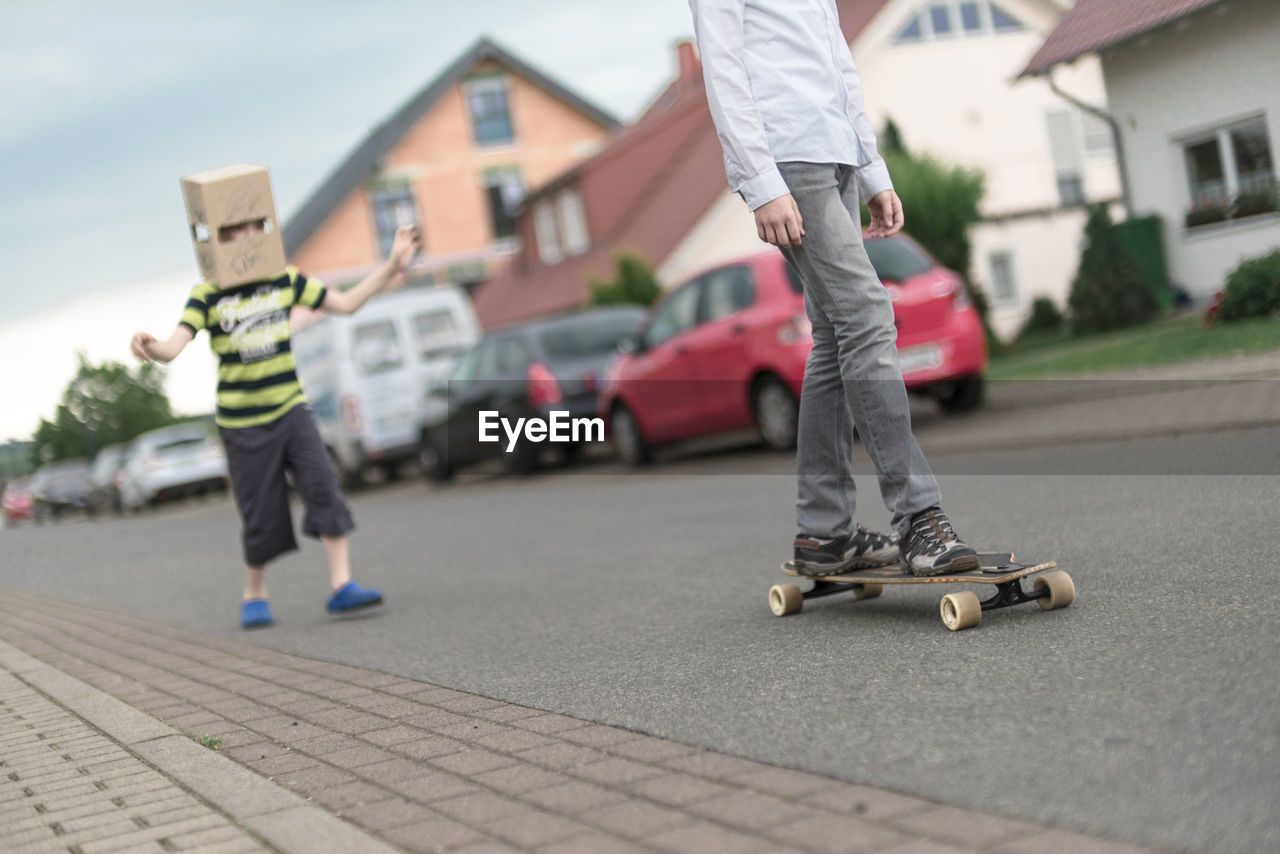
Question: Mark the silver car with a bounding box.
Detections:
[118,425,230,511]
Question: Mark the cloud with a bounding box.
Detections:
[0,271,218,442]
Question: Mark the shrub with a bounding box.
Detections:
[1021,297,1065,336]
[1068,205,1159,333]
[588,254,663,308]
[1217,249,1280,322]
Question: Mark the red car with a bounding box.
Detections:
[2,478,33,523]
[599,235,986,465]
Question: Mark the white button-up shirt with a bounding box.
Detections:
[689,0,893,210]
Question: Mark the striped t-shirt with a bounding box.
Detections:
[178,266,328,429]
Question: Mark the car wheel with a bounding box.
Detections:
[417,434,453,484]
[938,376,985,414]
[754,375,799,450]
[610,404,651,467]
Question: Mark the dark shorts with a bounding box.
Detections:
[219,404,355,566]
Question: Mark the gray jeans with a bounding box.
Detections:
[778,161,941,539]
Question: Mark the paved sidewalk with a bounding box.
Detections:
[0,589,1161,854]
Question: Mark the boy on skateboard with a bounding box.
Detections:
[689,0,979,576]
[130,164,420,627]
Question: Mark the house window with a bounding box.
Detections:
[533,200,562,264]
[1081,112,1114,157]
[894,1,1025,43]
[1181,117,1277,227]
[929,5,953,36]
[482,168,524,242]
[989,252,1018,307]
[557,190,590,256]
[464,74,515,147]
[1046,109,1086,207]
[532,188,590,264]
[369,183,420,259]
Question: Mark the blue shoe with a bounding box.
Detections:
[326,581,383,614]
[241,599,274,629]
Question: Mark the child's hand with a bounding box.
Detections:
[389,225,420,272]
[131,332,156,362]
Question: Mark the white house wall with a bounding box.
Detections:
[849,0,1119,337]
[1099,0,1280,300]
[657,189,765,287]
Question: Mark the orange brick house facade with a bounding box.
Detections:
[284,39,619,288]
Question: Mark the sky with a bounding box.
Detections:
[0,0,698,443]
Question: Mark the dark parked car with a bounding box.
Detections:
[418,306,646,480]
[29,460,93,522]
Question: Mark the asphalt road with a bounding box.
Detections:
[3,427,1279,854]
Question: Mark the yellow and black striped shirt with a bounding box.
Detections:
[179,266,327,429]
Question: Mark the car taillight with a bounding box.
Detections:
[527,362,562,407]
[342,396,361,432]
[778,312,812,345]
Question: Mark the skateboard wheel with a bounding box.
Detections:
[1034,571,1075,610]
[940,591,981,631]
[769,584,803,617]
[854,583,883,600]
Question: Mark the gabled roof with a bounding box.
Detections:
[836,0,895,44]
[472,68,726,329]
[1020,0,1230,77]
[282,37,620,256]
[472,4,892,330]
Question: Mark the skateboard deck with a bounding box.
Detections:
[770,552,1074,631]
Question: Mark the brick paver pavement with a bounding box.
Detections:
[0,668,270,854]
[0,589,1162,854]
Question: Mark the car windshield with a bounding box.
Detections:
[539,312,642,360]
[864,238,935,282]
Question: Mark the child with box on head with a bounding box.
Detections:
[130,164,420,628]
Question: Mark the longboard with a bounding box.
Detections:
[770,552,1073,631]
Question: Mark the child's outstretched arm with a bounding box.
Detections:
[323,225,420,316]
[131,326,194,363]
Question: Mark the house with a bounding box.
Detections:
[283,38,619,291]
[1020,0,1280,301]
[472,42,733,329]
[476,2,1121,339]
[848,0,1123,339]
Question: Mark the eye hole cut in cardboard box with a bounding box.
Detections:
[181,163,287,288]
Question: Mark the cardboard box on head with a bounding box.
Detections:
[181,164,287,288]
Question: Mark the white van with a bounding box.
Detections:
[292,285,479,485]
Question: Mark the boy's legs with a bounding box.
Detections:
[280,406,363,594]
[221,421,300,598]
[778,161,941,538]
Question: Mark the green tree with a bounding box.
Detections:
[880,117,908,156]
[30,355,178,465]
[588,254,663,308]
[1067,204,1158,333]
[873,150,985,279]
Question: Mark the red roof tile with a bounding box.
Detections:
[473,3,891,330]
[1021,0,1230,76]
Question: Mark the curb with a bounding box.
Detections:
[0,639,402,854]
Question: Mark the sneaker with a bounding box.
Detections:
[326,581,384,614]
[899,507,979,576]
[793,525,899,576]
[240,599,274,629]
